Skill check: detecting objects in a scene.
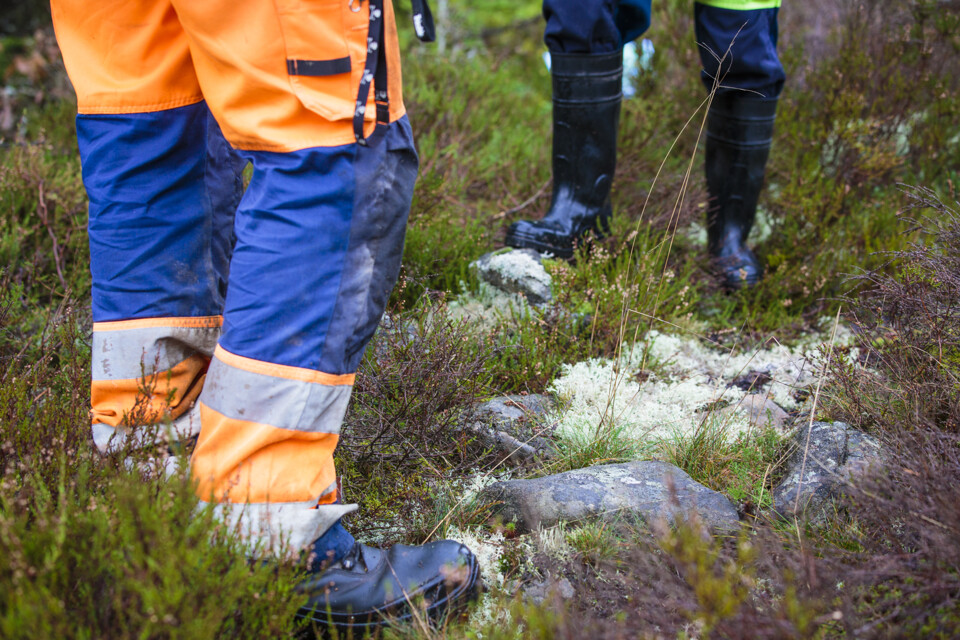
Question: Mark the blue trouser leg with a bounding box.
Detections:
[80,102,245,323]
[694,4,784,98]
[192,117,419,557]
[695,4,782,288]
[78,101,246,447]
[542,0,651,53]
[219,117,418,375]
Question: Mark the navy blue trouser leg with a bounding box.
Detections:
[543,0,651,53]
[541,1,783,98]
[694,4,784,98]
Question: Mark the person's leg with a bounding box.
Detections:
[543,0,621,54]
[695,1,784,288]
[50,0,245,453]
[507,0,621,259]
[170,0,478,626]
[506,0,650,259]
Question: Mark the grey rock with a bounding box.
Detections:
[476,394,556,425]
[522,577,575,605]
[466,425,538,463]
[468,394,558,463]
[470,248,553,305]
[772,421,882,521]
[479,461,739,534]
[844,428,883,475]
[728,394,790,430]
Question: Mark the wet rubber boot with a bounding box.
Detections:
[505,50,622,260]
[297,540,481,632]
[704,93,778,289]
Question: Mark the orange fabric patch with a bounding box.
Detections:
[50,0,202,114]
[213,345,355,386]
[317,486,339,507]
[91,354,209,427]
[191,403,339,504]
[52,0,406,151]
[92,315,223,332]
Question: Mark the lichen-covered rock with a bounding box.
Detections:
[467,394,557,463]
[522,577,575,605]
[772,421,882,521]
[470,248,552,306]
[475,394,555,425]
[479,461,739,533]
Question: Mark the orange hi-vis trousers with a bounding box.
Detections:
[52,0,418,555]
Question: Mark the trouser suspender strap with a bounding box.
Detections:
[410,0,436,42]
[354,0,389,146]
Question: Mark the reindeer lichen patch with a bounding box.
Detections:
[548,328,852,448]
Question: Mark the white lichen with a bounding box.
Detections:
[481,249,552,291]
[548,326,853,448]
[444,526,517,635]
[447,280,529,330]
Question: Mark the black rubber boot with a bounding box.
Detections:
[296,541,481,631]
[505,50,622,260]
[704,93,778,289]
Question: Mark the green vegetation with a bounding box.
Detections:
[662,418,786,510]
[2,0,960,637]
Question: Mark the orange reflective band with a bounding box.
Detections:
[92,315,223,332]
[91,354,209,427]
[213,345,355,386]
[191,403,339,504]
[316,486,339,507]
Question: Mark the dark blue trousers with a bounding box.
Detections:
[542,0,784,99]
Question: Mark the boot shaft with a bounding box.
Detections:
[549,51,622,212]
[705,94,778,253]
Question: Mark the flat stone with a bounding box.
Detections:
[475,394,556,426]
[727,394,790,430]
[844,428,884,475]
[470,248,553,306]
[522,577,575,605]
[772,421,882,521]
[479,461,739,534]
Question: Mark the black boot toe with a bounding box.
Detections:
[297,540,481,631]
[715,245,763,290]
[506,219,576,258]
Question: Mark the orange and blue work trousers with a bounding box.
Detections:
[51,0,417,556]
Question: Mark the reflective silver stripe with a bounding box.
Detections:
[199,355,352,434]
[199,497,357,556]
[91,403,202,453]
[92,324,221,381]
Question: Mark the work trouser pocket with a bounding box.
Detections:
[275,0,367,122]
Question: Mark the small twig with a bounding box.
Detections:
[36,182,67,291]
[794,307,843,545]
[498,178,550,218]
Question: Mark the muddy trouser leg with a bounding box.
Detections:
[192,120,418,555]
[168,0,417,557]
[51,1,246,452]
[53,0,417,558]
